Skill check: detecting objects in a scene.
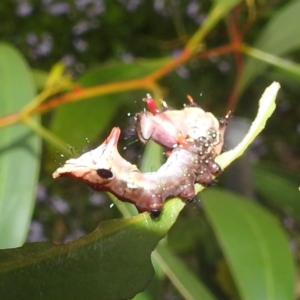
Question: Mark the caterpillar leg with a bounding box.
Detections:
[150,210,162,218]
[218,111,231,129]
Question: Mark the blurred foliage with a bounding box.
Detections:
[0,0,300,299]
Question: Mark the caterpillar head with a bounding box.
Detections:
[53,127,135,192]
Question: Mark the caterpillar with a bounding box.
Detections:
[53,96,229,216]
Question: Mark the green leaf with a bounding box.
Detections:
[241,45,300,83]
[50,58,170,147]
[202,188,295,300]
[167,216,204,253]
[0,199,183,300]
[140,140,163,173]
[133,292,153,300]
[238,0,300,93]
[154,243,217,300]
[253,164,300,223]
[51,94,120,148]
[0,43,41,248]
[31,69,48,91]
[214,0,242,8]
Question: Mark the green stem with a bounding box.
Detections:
[185,0,241,53]
[22,117,69,155]
[20,86,60,117]
[241,44,300,78]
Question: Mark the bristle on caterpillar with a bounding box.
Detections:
[53,96,229,216]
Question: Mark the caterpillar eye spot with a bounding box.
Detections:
[96,169,114,179]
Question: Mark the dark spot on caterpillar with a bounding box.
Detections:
[150,210,161,218]
[206,179,218,187]
[186,197,197,204]
[96,169,114,179]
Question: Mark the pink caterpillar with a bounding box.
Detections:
[53,96,229,216]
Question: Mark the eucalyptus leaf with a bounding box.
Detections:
[0,43,41,248]
[202,188,295,300]
[0,199,183,300]
[253,165,300,223]
[154,243,217,300]
[238,0,300,93]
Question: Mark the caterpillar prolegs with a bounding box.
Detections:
[53,96,229,216]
